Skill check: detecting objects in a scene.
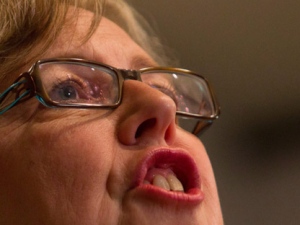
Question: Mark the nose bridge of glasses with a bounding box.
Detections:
[119,69,141,81]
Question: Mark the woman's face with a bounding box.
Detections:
[0,8,223,225]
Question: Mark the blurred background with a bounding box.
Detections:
[130,0,300,224]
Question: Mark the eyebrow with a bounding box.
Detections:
[51,51,158,70]
[130,55,158,69]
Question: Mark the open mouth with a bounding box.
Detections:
[131,149,204,203]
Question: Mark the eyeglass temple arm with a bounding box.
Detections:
[0,73,35,114]
[192,120,213,136]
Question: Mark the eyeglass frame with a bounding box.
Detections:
[0,58,220,135]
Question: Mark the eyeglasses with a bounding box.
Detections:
[0,58,220,135]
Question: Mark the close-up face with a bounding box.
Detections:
[0,7,223,225]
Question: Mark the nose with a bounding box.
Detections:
[116,80,177,146]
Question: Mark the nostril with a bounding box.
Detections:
[135,118,157,139]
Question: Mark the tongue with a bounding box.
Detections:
[144,168,184,192]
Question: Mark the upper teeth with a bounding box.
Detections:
[147,173,184,192]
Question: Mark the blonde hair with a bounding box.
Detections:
[0,0,173,86]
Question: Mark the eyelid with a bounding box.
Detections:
[52,76,88,91]
[42,68,89,93]
[143,78,179,106]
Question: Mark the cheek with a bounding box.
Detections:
[2,119,117,220]
[27,121,115,188]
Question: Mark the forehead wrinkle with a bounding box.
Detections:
[86,17,157,69]
[86,35,157,70]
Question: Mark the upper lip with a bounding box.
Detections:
[131,148,201,195]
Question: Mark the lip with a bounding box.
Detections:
[130,149,204,204]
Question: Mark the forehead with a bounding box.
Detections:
[43,8,156,69]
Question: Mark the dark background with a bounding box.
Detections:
[130,0,300,224]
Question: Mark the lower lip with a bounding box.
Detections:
[131,184,204,205]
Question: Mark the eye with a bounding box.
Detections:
[58,85,77,99]
[60,85,76,99]
[50,79,89,102]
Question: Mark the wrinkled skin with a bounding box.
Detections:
[0,8,223,225]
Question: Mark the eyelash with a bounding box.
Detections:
[148,82,179,106]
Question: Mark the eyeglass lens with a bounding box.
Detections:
[37,62,120,106]
[140,71,215,116]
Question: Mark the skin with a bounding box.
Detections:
[0,8,223,225]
